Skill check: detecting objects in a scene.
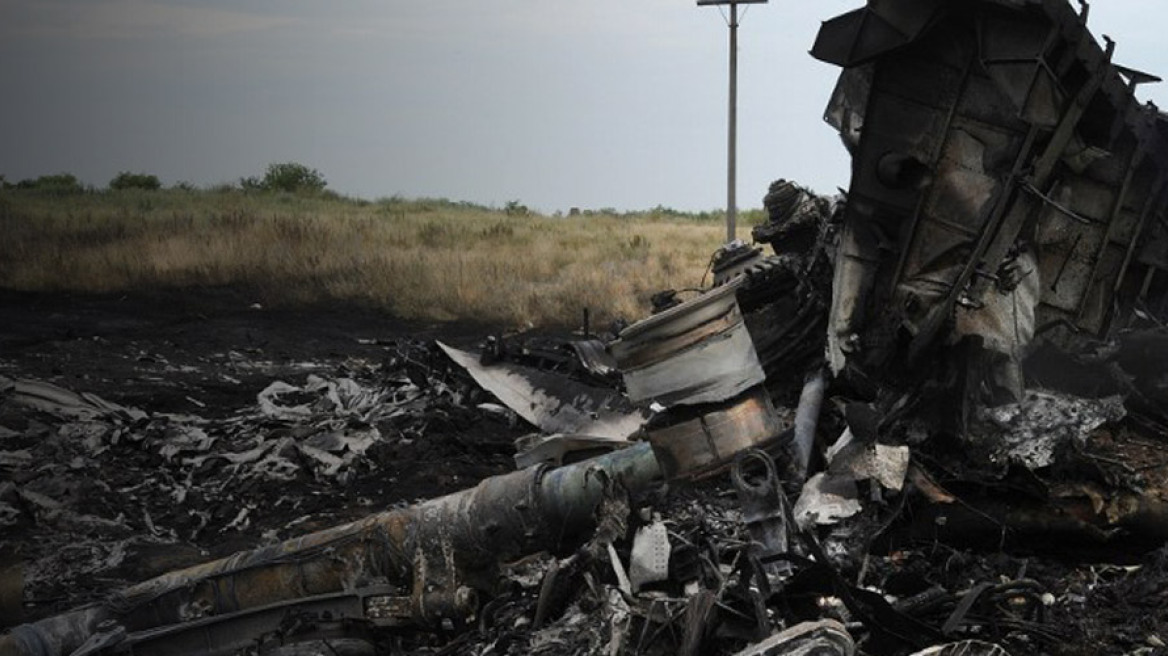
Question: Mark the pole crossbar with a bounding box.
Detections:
[696,0,768,5]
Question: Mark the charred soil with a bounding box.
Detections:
[0,287,525,622]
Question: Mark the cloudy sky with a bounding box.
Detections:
[3,1,1167,212]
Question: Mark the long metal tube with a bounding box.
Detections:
[791,368,827,481]
[0,443,663,656]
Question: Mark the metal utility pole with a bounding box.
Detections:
[698,0,767,243]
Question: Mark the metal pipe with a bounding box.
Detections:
[540,442,663,529]
[0,444,663,656]
[791,368,828,482]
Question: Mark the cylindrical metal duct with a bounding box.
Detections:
[0,444,663,656]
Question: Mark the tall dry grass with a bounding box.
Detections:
[0,189,762,327]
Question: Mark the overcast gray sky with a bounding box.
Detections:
[3,1,1167,212]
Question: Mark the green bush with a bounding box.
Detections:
[242,162,327,194]
[109,171,162,191]
[504,200,529,217]
[14,173,86,195]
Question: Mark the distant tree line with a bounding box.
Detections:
[0,166,761,224]
[2,173,89,195]
[1,161,329,195]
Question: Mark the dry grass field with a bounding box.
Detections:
[0,188,764,327]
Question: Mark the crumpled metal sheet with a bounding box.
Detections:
[975,391,1126,469]
[796,429,910,530]
[952,250,1039,358]
[2,376,148,422]
[610,282,767,408]
[513,433,630,469]
[909,640,1011,656]
[832,443,911,493]
[438,341,648,440]
[628,519,670,592]
[0,344,513,617]
[619,326,765,406]
[793,473,863,530]
[257,375,387,422]
[732,619,855,656]
[568,339,619,379]
[826,429,911,493]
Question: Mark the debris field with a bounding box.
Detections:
[7,1,1168,655]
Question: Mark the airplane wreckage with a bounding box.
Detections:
[5,0,1168,654]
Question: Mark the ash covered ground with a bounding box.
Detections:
[0,288,524,621]
[3,288,1168,656]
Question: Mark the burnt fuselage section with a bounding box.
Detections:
[815,0,1168,400]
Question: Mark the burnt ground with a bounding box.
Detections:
[3,288,1168,655]
[0,287,526,622]
[0,287,493,418]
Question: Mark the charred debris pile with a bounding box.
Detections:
[7,0,1168,654]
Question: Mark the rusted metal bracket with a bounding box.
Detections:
[731,449,795,580]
